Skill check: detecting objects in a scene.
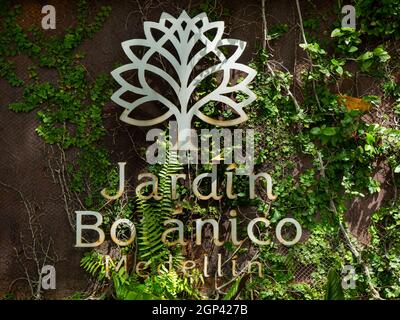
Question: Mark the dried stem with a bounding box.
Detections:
[1,180,60,299]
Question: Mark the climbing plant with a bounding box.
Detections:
[1,0,399,301]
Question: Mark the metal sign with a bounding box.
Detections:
[111,11,256,148]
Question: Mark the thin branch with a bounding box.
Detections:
[295,0,322,110]
[261,0,273,52]
[317,151,383,300]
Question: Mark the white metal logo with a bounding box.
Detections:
[111,11,256,149]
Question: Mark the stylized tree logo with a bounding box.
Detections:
[111,11,256,149]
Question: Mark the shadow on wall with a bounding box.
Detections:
[346,164,394,245]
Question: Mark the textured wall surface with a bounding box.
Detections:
[0,0,393,298]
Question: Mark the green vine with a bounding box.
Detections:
[1,0,399,300]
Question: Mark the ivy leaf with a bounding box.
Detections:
[365,133,375,145]
[361,60,374,71]
[331,28,342,37]
[373,47,390,62]
[331,58,344,66]
[363,95,381,107]
[310,127,321,135]
[357,51,373,61]
[373,47,385,56]
[395,165,400,173]
[299,43,326,55]
[364,144,375,153]
[348,46,358,53]
[322,127,337,136]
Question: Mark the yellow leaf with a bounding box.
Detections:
[338,95,371,112]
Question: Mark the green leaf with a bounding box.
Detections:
[379,55,390,62]
[361,60,374,71]
[124,290,161,300]
[331,28,342,37]
[223,275,249,300]
[395,165,400,173]
[373,47,385,56]
[348,46,358,53]
[357,51,373,61]
[364,144,375,153]
[223,277,242,300]
[372,46,390,62]
[362,95,381,106]
[325,268,344,300]
[331,58,342,66]
[310,127,321,135]
[365,133,375,145]
[299,43,326,55]
[322,127,337,136]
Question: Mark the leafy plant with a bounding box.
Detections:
[2,0,399,301]
[137,149,183,263]
[80,251,107,281]
[356,0,400,38]
[325,268,345,300]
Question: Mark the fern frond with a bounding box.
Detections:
[137,149,183,264]
[80,251,106,281]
